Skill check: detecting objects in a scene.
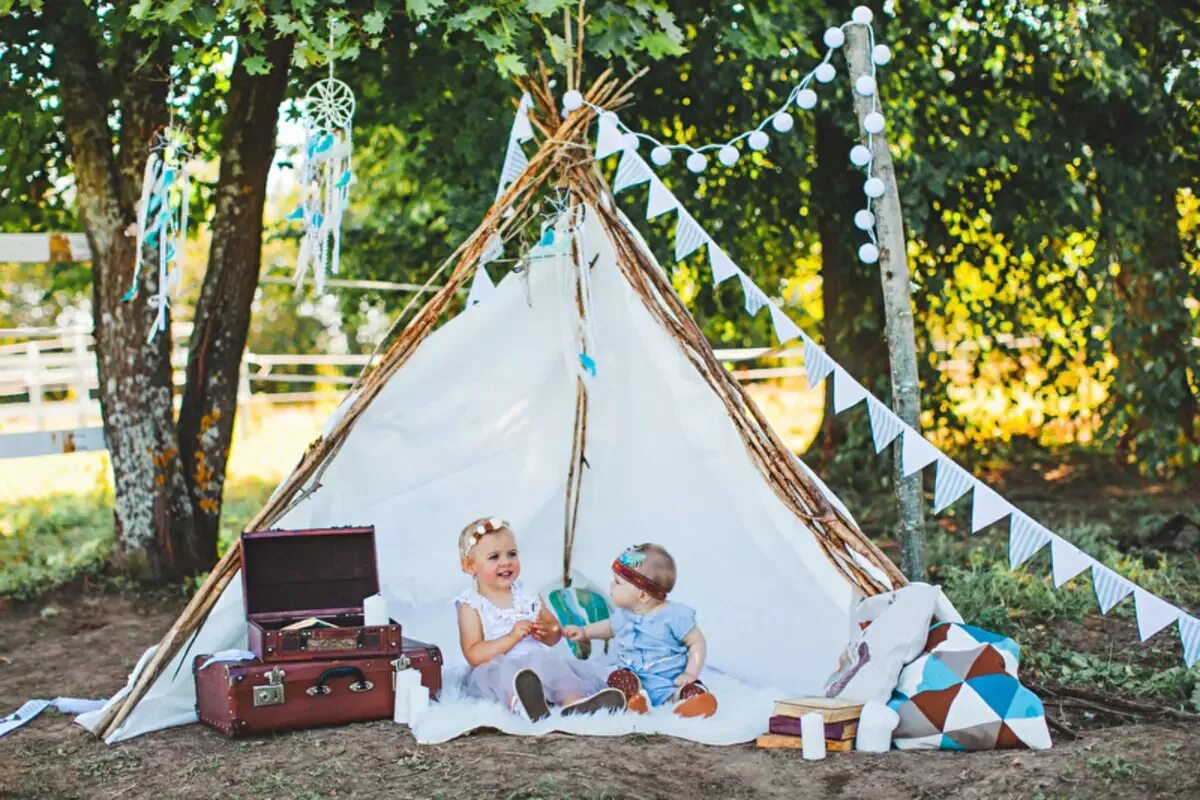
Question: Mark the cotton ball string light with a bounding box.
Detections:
[872,44,892,66]
[852,6,874,24]
[622,132,641,151]
[795,88,818,110]
[823,27,845,49]
[864,177,885,198]
[855,75,876,97]
[748,130,769,151]
[650,145,672,166]
[718,145,740,167]
[849,144,872,167]
[686,152,708,173]
[863,112,886,134]
[562,90,583,112]
[771,112,795,133]
[854,209,876,230]
[815,62,836,84]
[859,242,880,263]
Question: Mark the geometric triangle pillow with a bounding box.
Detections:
[889,623,1051,751]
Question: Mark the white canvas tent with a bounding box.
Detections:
[81,75,907,743]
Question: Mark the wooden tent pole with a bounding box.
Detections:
[845,25,927,580]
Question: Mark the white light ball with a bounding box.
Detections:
[718,145,740,166]
[854,209,876,230]
[622,132,641,151]
[562,89,584,111]
[849,144,872,166]
[771,112,795,133]
[823,27,845,49]
[686,152,708,173]
[855,75,877,97]
[852,6,874,24]
[859,242,880,263]
[795,88,818,110]
[864,177,885,198]
[872,44,892,66]
[863,112,886,134]
[650,145,672,166]
[748,130,769,151]
[815,62,837,84]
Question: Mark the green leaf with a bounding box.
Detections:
[526,0,570,16]
[406,0,446,20]
[242,55,272,76]
[448,6,494,32]
[637,30,686,59]
[494,52,527,77]
[363,10,387,35]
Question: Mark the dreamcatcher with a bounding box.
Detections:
[291,23,356,293]
[127,120,192,341]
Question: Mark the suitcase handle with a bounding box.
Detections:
[306,665,375,696]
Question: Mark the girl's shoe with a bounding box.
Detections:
[606,668,650,714]
[560,687,627,717]
[513,669,551,722]
[673,680,717,718]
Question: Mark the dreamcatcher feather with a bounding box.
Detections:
[291,73,356,294]
[126,125,192,342]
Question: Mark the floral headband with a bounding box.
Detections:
[460,517,510,558]
[612,546,667,601]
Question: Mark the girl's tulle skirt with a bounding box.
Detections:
[463,641,608,706]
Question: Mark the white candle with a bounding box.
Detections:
[392,669,422,724]
[363,593,389,627]
[407,684,430,723]
[801,712,826,760]
[855,700,899,753]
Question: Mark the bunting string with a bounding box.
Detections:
[591,119,1198,668]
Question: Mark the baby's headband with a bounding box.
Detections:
[460,517,510,558]
[612,546,667,601]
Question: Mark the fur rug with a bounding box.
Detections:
[410,667,778,745]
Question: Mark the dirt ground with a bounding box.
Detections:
[0,591,1196,800]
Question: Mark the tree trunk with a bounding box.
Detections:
[176,35,295,559]
[811,111,888,467]
[49,0,199,582]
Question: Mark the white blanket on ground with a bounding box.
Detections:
[410,667,777,745]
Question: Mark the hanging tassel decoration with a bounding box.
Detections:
[126,124,192,342]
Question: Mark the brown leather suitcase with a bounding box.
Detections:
[241,526,403,663]
[193,639,443,738]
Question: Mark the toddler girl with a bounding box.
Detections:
[563,543,717,717]
[455,517,626,721]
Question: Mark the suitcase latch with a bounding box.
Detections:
[252,666,286,707]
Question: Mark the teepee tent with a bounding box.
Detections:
[80,69,907,744]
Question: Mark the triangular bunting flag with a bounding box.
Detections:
[613,150,652,194]
[1050,536,1091,587]
[1090,563,1134,614]
[595,112,625,159]
[479,233,503,266]
[832,367,869,413]
[866,397,904,454]
[1133,588,1180,642]
[499,138,528,187]
[1007,511,1051,569]
[673,211,707,261]
[767,302,802,344]
[511,93,534,143]
[900,426,940,477]
[738,271,768,316]
[705,241,740,285]
[970,482,1014,532]
[801,333,834,388]
[646,176,679,220]
[933,457,975,513]
[466,265,496,307]
[1178,616,1200,668]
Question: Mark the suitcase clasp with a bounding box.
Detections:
[252,666,286,707]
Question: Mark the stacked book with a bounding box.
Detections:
[755,697,864,752]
